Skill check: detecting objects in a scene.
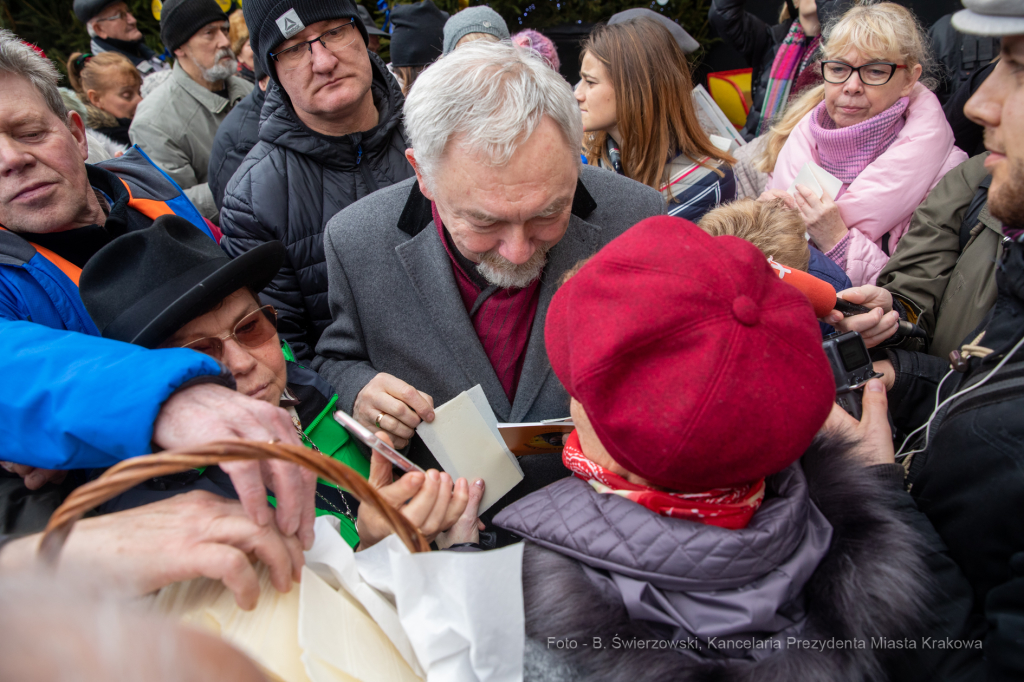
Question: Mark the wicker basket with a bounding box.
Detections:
[38,439,430,562]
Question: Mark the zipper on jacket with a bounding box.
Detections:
[356,145,363,166]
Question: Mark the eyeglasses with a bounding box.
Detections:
[820,61,907,86]
[94,11,129,23]
[269,20,359,71]
[181,305,278,361]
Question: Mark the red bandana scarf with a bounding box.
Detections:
[561,430,765,530]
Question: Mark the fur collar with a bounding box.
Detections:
[521,436,937,682]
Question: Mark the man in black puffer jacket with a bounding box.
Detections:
[220,0,413,360]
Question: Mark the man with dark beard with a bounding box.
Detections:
[129,0,252,223]
[857,3,1024,676]
[313,42,664,537]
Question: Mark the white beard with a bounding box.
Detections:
[475,245,550,289]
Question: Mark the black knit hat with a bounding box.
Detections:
[390,0,448,67]
[73,0,117,24]
[80,215,285,349]
[160,0,229,53]
[243,0,368,85]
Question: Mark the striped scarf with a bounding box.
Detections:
[561,431,766,530]
[757,22,820,135]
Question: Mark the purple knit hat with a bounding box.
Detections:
[512,29,559,71]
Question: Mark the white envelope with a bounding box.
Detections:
[787,161,843,201]
[415,385,524,513]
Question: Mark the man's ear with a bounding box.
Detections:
[404,148,434,201]
[67,111,89,162]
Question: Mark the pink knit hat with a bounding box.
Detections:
[512,29,560,71]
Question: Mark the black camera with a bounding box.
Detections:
[822,331,882,420]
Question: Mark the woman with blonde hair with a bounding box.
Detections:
[763,3,967,286]
[576,18,735,221]
[66,51,142,147]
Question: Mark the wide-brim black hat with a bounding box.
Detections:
[80,215,285,349]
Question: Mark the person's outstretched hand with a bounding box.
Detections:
[152,383,317,550]
[823,285,900,348]
[355,433,472,549]
[0,462,66,490]
[822,379,895,466]
[0,490,304,610]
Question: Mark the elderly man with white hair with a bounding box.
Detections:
[313,42,665,537]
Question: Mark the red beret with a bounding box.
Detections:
[545,216,835,492]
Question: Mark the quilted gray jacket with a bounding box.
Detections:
[494,436,979,682]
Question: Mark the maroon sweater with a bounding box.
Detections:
[432,203,540,401]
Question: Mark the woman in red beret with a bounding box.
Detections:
[454,215,978,681]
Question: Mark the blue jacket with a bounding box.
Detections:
[0,148,221,469]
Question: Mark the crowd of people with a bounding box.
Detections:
[0,0,1022,679]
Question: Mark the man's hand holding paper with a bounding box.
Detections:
[353,373,436,449]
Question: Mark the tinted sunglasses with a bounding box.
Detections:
[181,305,278,361]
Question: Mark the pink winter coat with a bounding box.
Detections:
[768,83,968,286]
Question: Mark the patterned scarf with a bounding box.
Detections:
[561,431,766,530]
[757,22,821,135]
[808,96,909,183]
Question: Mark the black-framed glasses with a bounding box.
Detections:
[820,60,907,86]
[269,19,358,71]
[181,305,278,361]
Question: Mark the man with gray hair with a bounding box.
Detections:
[73,0,170,80]
[313,41,664,533]
[0,30,315,550]
[129,0,252,222]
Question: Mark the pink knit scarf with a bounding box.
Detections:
[808,96,909,183]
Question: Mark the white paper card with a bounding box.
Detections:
[787,161,843,201]
[354,534,526,682]
[415,385,524,512]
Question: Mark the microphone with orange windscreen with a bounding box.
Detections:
[768,259,926,338]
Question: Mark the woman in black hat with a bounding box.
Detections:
[79,215,480,549]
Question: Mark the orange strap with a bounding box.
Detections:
[0,226,82,285]
[119,178,174,220]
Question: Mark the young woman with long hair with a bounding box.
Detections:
[576,18,735,222]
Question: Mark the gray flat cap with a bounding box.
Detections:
[357,5,388,37]
[608,8,700,53]
[952,0,1024,36]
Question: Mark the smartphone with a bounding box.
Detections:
[333,410,425,473]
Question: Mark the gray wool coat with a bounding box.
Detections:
[312,166,664,520]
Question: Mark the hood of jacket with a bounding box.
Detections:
[496,462,833,645]
[257,51,404,172]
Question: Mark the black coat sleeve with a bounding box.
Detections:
[884,348,954,435]
[708,0,773,67]
[985,552,1024,679]
[867,464,982,681]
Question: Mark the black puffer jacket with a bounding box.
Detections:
[209,84,267,211]
[708,0,793,140]
[220,53,414,360]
